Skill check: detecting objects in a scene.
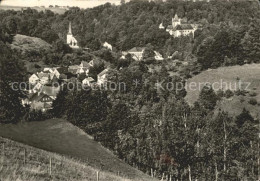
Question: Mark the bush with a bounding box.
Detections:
[225,89,234,98]
[234,89,246,96]
[248,98,257,105]
[249,92,257,97]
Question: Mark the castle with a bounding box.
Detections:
[67,22,79,49]
[161,14,198,38]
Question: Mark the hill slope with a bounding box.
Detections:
[0,137,128,181]
[185,63,260,118]
[11,34,51,53]
[0,119,156,181]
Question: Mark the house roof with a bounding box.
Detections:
[42,85,60,97]
[38,72,49,79]
[175,24,193,30]
[28,92,53,102]
[81,61,90,68]
[30,74,39,79]
[128,47,145,53]
[83,77,95,82]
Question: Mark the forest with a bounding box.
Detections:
[0,0,260,180]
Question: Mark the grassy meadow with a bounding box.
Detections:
[0,119,156,181]
[0,137,128,181]
[185,63,260,118]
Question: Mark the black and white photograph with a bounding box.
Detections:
[0,0,259,180]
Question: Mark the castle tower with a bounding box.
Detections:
[172,14,181,28]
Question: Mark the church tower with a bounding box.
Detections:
[67,22,73,45]
[66,22,79,48]
[172,14,181,28]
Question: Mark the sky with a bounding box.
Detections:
[0,0,122,8]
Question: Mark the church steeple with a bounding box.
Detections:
[68,21,72,35]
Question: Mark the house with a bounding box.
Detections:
[125,47,164,61]
[68,65,80,74]
[103,42,112,51]
[154,51,164,61]
[67,22,79,49]
[82,77,95,86]
[80,61,90,68]
[97,69,109,85]
[127,47,146,61]
[37,72,50,85]
[24,92,54,112]
[29,74,39,85]
[30,82,43,93]
[172,24,195,37]
[165,14,196,38]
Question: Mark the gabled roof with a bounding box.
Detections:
[128,47,145,53]
[28,92,53,102]
[83,77,95,82]
[175,24,193,30]
[30,74,39,79]
[38,72,49,79]
[81,61,90,68]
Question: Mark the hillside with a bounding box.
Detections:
[185,63,260,118]
[11,34,51,53]
[0,137,129,181]
[0,119,157,181]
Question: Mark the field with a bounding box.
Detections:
[0,5,67,14]
[0,137,128,181]
[185,63,260,118]
[0,119,156,181]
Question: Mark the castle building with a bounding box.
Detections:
[67,22,79,49]
[165,14,196,38]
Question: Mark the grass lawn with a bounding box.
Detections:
[0,137,128,181]
[185,64,260,118]
[0,119,156,181]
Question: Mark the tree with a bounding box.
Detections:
[52,85,69,118]
[0,42,25,123]
[198,85,218,110]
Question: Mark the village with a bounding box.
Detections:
[23,17,174,112]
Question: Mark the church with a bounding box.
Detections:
[67,22,79,49]
[163,14,197,38]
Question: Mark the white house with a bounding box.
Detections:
[67,22,79,49]
[29,74,39,85]
[154,51,164,61]
[103,42,112,51]
[125,47,164,61]
[97,69,109,85]
[127,47,146,61]
[82,77,95,86]
[166,14,196,38]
